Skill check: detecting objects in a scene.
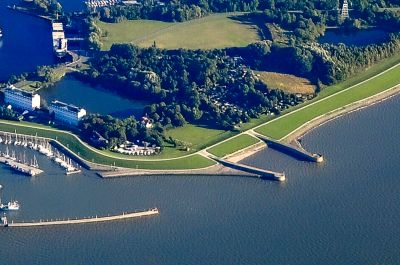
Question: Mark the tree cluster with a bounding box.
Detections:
[79,114,164,149]
[81,44,303,130]
[233,33,400,84]
[0,106,19,121]
[23,0,62,16]
[96,0,260,23]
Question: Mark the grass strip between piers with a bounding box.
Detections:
[207,134,260,158]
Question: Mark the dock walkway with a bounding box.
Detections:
[2,208,159,228]
[0,157,43,176]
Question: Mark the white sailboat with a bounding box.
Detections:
[0,185,20,211]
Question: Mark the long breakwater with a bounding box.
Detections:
[2,208,159,228]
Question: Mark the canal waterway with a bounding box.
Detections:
[0,94,399,264]
[0,0,55,82]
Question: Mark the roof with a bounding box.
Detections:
[5,85,37,98]
[52,31,65,39]
[50,100,85,114]
[52,23,64,32]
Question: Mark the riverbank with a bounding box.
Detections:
[7,5,53,21]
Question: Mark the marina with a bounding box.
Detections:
[0,0,399,263]
[0,131,81,175]
[0,93,399,264]
[0,155,43,177]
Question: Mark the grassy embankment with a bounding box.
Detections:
[0,121,215,170]
[255,62,400,139]
[207,134,260,158]
[1,56,399,168]
[207,54,400,157]
[2,17,400,168]
[98,13,260,50]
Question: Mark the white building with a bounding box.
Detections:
[4,85,41,111]
[49,100,86,126]
[52,22,68,57]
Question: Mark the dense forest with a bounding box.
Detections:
[79,30,400,146]
[81,44,303,133]
[234,33,400,84]
[95,0,400,24]
[14,0,400,150]
[20,0,62,16]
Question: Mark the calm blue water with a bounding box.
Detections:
[319,28,389,46]
[0,0,145,117]
[39,76,147,118]
[57,0,86,12]
[0,95,398,264]
[0,0,399,263]
[0,0,55,82]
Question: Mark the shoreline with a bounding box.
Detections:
[7,5,53,21]
[282,84,400,144]
[1,83,399,176]
[216,83,400,164]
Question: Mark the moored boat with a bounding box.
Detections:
[0,201,20,211]
[0,185,20,211]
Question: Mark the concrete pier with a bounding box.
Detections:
[212,158,285,182]
[0,157,43,176]
[255,134,324,163]
[3,208,159,228]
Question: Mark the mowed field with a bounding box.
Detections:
[98,13,261,50]
[255,71,316,94]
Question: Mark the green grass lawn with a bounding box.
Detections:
[239,53,400,132]
[255,63,400,139]
[2,53,400,169]
[165,124,235,151]
[207,134,260,158]
[98,13,260,50]
[0,121,215,170]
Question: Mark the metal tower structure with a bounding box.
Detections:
[341,0,350,20]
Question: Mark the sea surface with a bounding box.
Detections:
[0,94,398,264]
[0,1,399,264]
